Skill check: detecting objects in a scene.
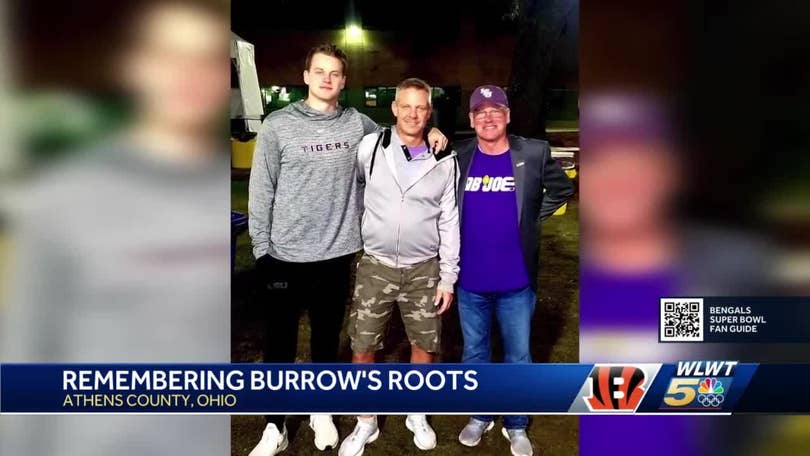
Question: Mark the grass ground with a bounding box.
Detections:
[230,178,579,456]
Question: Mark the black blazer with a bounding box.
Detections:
[455,135,575,290]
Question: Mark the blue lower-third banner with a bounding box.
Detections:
[0,362,807,414]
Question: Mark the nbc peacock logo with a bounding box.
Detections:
[697,377,725,408]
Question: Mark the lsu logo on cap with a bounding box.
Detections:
[480,87,493,98]
[568,364,661,413]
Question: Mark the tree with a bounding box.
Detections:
[508,0,577,139]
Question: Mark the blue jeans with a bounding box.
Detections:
[457,286,535,429]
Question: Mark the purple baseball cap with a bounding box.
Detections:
[470,85,509,112]
[580,92,675,149]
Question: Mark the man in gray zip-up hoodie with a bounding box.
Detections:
[247,45,447,456]
[339,78,460,456]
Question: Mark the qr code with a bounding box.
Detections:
[660,298,704,342]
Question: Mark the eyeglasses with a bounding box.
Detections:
[473,108,507,120]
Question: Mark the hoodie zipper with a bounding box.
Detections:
[393,153,456,267]
[395,192,404,267]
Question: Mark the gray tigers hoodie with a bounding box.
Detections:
[249,100,378,262]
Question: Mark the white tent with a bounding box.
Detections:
[231,33,263,133]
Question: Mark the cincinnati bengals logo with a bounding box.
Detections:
[584,365,647,411]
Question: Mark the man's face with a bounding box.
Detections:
[580,141,677,236]
[470,102,510,142]
[123,4,230,132]
[392,87,432,137]
[303,53,346,102]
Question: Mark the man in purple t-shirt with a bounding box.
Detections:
[454,85,575,456]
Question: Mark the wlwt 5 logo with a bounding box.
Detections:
[660,361,737,410]
[582,365,652,412]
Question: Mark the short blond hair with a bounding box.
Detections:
[395,78,432,105]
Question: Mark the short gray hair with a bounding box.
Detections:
[395,78,432,105]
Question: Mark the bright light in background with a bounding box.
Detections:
[345,23,364,45]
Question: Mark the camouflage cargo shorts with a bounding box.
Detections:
[348,253,442,353]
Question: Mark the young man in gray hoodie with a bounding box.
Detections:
[248,46,447,456]
[338,78,460,456]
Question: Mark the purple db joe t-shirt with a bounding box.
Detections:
[459,148,528,292]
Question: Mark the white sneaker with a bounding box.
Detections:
[458,418,495,447]
[310,414,339,450]
[248,423,288,456]
[501,427,533,456]
[338,417,380,456]
[405,414,437,450]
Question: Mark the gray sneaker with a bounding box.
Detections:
[501,428,533,456]
[458,418,495,447]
